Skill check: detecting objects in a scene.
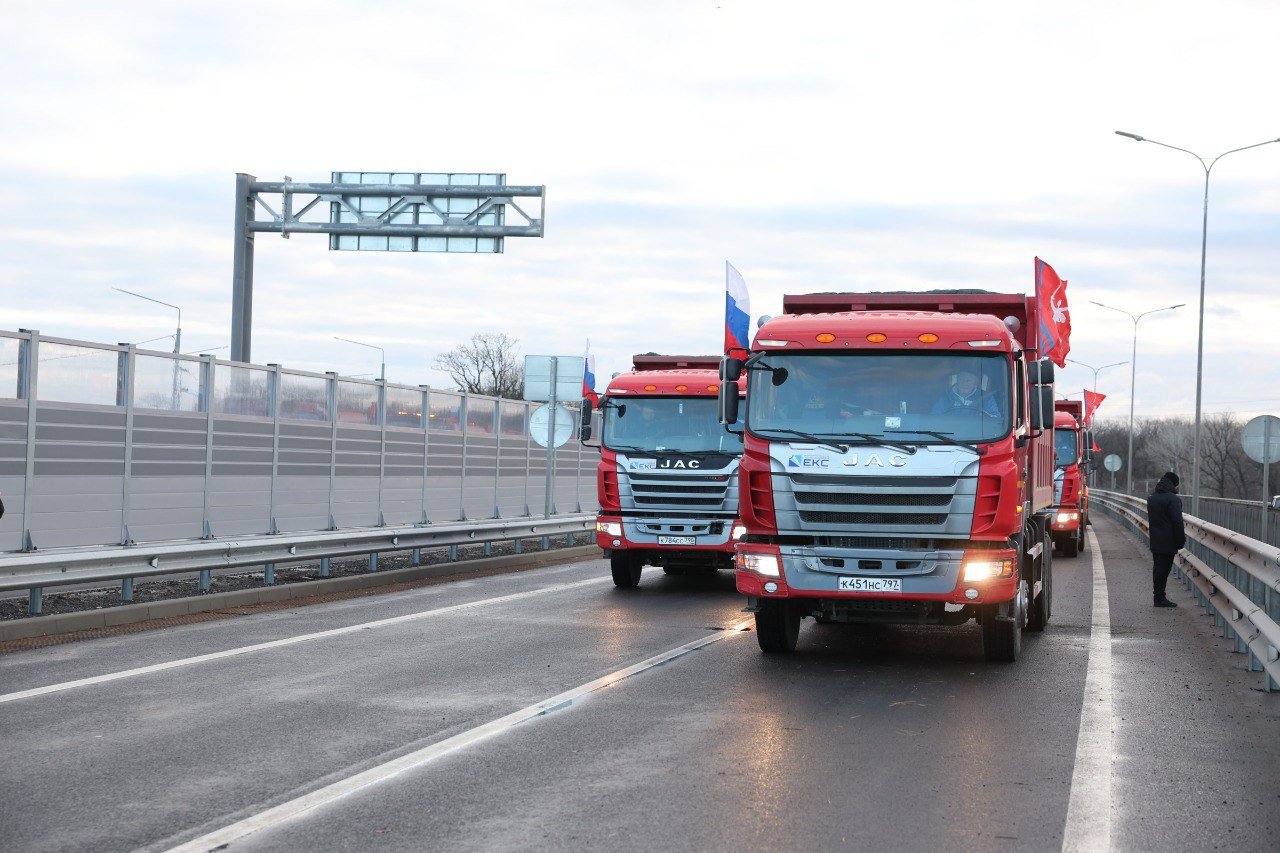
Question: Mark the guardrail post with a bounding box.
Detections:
[18,330,39,552]
[369,551,378,572]
[448,544,458,561]
[198,570,210,592]
[458,392,470,521]
[201,356,216,538]
[326,372,338,530]
[419,385,431,524]
[411,547,421,565]
[27,586,42,616]
[267,365,281,534]
[264,562,275,585]
[483,541,492,557]
[118,345,137,545]
[541,535,550,551]
[121,578,133,602]
[319,556,330,577]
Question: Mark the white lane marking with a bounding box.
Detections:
[164,618,754,853]
[0,576,610,706]
[1061,527,1113,852]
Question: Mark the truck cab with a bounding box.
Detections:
[586,355,746,588]
[720,291,1058,661]
[1050,400,1089,558]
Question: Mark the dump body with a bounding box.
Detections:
[594,355,745,576]
[1050,400,1088,556]
[730,290,1057,656]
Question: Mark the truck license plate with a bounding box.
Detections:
[838,576,902,593]
[658,535,696,546]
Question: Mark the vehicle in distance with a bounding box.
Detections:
[583,355,745,588]
[1050,399,1090,558]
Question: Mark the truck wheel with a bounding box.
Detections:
[610,553,643,588]
[755,601,801,654]
[1078,527,1087,552]
[1062,534,1079,559]
[1027,543,1052,632]
[981,581,1025,662]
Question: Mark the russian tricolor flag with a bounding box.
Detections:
[582,338,598,404]
[725,261,751,356]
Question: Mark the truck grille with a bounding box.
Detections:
[799,510,950,526]
[620,470,737,516]
[776,472,975,536]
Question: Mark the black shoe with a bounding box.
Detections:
[1154,598,1178,608]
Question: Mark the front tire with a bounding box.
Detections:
[610,552,644,588]
[1062,532,1079,559]
[982,580,1026,662]
[755,601,801,653]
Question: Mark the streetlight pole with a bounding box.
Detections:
[114,287,183,407]
[1090,302,1184,493]
[1114,130,1280,512]
[334,336,386,381]
[1066,358,1128,394]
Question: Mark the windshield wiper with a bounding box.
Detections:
[884,429,985,456]
[605,443,653,454]
[754,428,849,454]
[837,431,918,456]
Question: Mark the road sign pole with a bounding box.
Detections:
[544,357,557,519]
[231,173,256,363]
[1263,417,1272,542]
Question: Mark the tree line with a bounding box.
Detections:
[1093,413,1274,500]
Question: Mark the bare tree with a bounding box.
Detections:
[434,333,524,398]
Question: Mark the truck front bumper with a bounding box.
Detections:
[595,516,740,555]
[734,541,1018,605]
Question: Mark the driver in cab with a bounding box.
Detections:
[931,370,1001,419]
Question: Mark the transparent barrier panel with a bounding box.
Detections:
[466,398,496,434]
[38,342,120,406]
[336,380,378,425]
[279,372,328,422]
[430,392,462,431]
[214,364,271,417]
[0,337,20,400]
[386,386,424,429]
[134,354,201,412]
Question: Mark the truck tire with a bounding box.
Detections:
[610,553,644,588]
[755,601,801,654]
[981,580,1026,662]
[1062,533,1079,559]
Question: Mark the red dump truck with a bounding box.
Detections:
[1051,399,1089,558]
[582,355,746,588]
[719,291,1058,660]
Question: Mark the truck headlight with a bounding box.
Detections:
[962,557,1015,582]
[596,521,622,537]
[731,524,747,541]
[738,552,781,577]
[1055,512,1079,524]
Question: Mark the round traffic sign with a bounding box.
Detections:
[1103,453,1122,473]
[1241,415,1280,464]
[530,403,574,448]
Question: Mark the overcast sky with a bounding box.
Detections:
[1,0,1277,422]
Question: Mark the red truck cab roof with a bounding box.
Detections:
[605,354,742,397]
[1054,410,1080,430]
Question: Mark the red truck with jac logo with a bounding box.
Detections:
[718,291,1058,661]
[582,355,747,588]
[1050,399,1090,558]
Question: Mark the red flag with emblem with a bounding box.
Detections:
[1084,390,1106,426]
[1035,258,1071,367]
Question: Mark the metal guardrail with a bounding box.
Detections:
[0,513,595,615]
[1092,489,1279,692]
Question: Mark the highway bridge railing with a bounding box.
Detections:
[1093,489,1280,692]
[0,512,595,616]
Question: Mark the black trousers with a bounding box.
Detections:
[1152,552,1176,600]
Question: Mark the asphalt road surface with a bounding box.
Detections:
[0,515,1276,852]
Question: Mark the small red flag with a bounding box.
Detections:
[1035,258,1072,367]
[1084,390,1106,426]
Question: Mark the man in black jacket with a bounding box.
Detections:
[1146,471,1187,608]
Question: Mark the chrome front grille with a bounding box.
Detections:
[774,472,975,536]
[619,468,738,517]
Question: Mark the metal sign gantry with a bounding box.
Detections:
[230,173,546,363]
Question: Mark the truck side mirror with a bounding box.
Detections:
[1029,386,1054,431]
[720,357,744,382]
[1028,358,1055,386]
[579,398,594,442]
[719,381,740,425]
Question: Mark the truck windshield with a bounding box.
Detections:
[603,397,743,454]
[747,352,1011,444]
[1055,429,1079,467]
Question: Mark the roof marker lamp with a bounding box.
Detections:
[866,333,887,343]
[644,384,657,391]
[918,333,938,343]
[815,333,836,343]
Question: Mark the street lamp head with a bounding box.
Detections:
[1115,131,1145,142]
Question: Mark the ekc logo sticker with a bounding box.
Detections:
[787,454,829,468]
